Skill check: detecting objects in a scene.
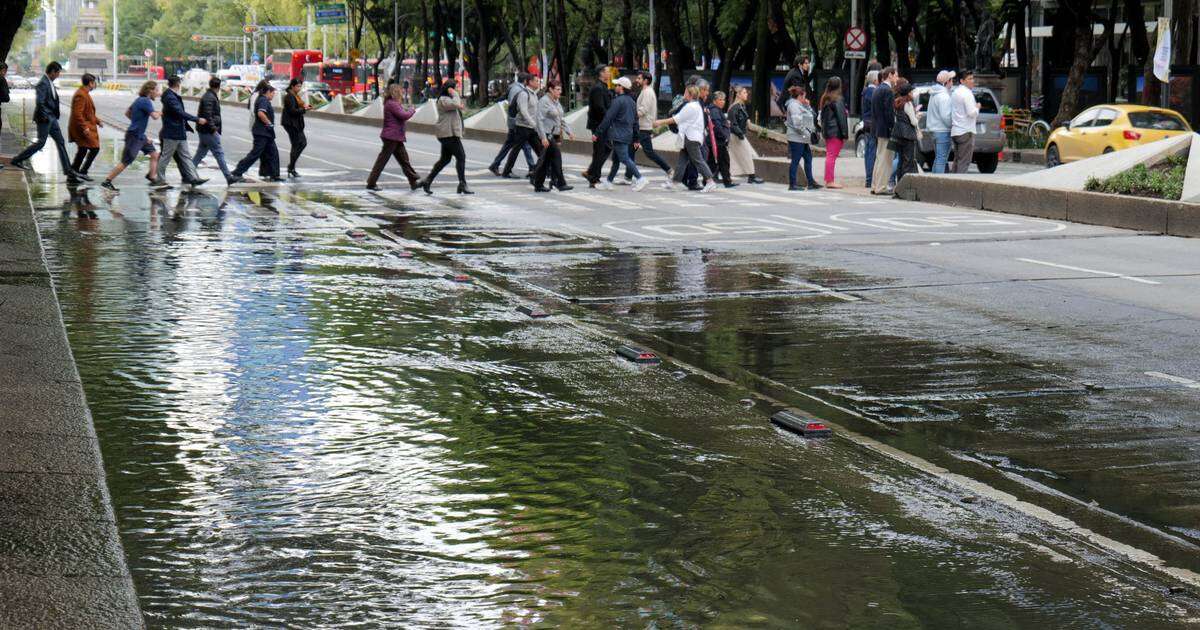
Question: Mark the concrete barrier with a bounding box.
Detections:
[464,101,508,132]
[354,97,384,119]
[978,181,1069,220]
[1066,189,1169,232]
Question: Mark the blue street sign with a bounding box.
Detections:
[260,25,304,33]
[251,53,261,62]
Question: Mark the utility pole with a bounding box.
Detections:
[649,0,655,81]
[460,0,465,89]
[307,3,313,50]
[112,0,118,76]
[1162,2,1173,109]
[541,0,547,77]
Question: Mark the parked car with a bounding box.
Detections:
[852,84,1004,173]
[8,75,34,90]
[1044,104,1192,167]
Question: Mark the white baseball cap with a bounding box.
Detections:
[614,76,632,90]
[936,70,956,84]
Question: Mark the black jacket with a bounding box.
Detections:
[820,100,848,140]
[33,75,60,122]
[197,90,222,134]
[708,104,731,145]
[870,82,895,140]
[0,76,9,105]
[159,89,197,140]
[586,83,612,131]
[595,92,638,144]
[728,102,749,139]
[282,91,306,130]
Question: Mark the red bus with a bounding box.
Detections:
[272,49,322,81]
[128,64,165,79]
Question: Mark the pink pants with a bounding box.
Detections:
[824,137,843,183]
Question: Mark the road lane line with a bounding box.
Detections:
[1016,258,1161,285]
[1145,372,1200,389]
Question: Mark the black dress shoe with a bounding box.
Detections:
[227,176,245,185]
[488,165,501,177]
[421,179,432,195]
[288,170,301,178]
[788,185,805,191]
[75,171,93,181]
[457,183,474,195]
[189,178,209,187]
[533,186,552,193]
[807,182,822,189]
[366,184,382,191]
[100,180,119,192]
[723,182,739,188]
[554,185,574,192]
[409,180,421,191]
[267,176,287,182]
[500,172,518,179]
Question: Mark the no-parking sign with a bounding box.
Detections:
[844,26,867,59]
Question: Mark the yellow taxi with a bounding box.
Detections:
[1045,104,1192,166]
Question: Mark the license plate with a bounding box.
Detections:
[976,123,986,133]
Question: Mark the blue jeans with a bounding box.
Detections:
[608,142,641,181]
[13,118,73,172]
[788,141,815,188]
[932,131,952,174]
[193,132,232,179]
[863,132,877,188]
[890,154,900,187]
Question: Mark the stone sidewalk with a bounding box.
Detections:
[0,128,143,627]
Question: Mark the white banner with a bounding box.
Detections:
[1154,17,1172,83]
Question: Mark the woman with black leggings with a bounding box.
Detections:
[419,80,472,195]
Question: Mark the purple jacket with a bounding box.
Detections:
[381,99,414,142]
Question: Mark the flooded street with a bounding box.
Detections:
[23,122,1200,626]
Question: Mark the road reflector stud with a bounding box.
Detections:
[517,305,549,318]
[393,250,414,258]
[446,273,472,283]
[739,398,755,408]
[771,410,833,438]
[311,211,328,218]
[671,370,687,380]
[617,345,661,364]
[346,229,367,238]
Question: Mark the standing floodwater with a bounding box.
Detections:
[34,180,1197,627]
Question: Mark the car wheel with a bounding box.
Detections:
[975,153,999,174]
[1102,147,1114,154]
[855,133,866,158]
[1045,144,1061,168]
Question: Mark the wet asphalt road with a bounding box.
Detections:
[22,93,1200,606]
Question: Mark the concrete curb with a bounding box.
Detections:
[896,173,1200,237]
[0,165,144,627]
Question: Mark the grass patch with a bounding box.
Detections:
[1084,153,1187,200]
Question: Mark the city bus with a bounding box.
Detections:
[271,49,322,81]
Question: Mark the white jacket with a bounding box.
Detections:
[926,84,953,133]
[674,101,705,142]
[951,85,979,137]
[636,86,657,131]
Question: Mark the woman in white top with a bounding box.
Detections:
[654,85,717,193]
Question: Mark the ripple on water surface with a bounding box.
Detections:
[33,188,1196,628]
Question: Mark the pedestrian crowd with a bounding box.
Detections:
[861,62,980,195]
[4,59,978,199]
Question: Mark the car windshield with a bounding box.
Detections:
[1128,111,1188,131]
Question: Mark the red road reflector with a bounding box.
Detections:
[445,273,472,283]
[616,345,661,364]
[517,305,549,318]
[346,229,367,238]
[771,410,833,438]
[394,250,414,258]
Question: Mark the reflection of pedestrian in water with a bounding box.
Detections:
[64,186,98,219]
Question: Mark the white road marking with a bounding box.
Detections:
[1016,258,1161,285]
[831,210,1067,235]
[750,271,861,302]
[1145,372,1200,388]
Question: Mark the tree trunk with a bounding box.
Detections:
[655,0,694,94]
[1054,0,1104,127]
[622,0,635,68]
[873,0,893,67]
[0,0,29,62]
[1016,0,1029,108]
[752,0,771,122]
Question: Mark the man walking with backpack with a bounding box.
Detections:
[501,74,544,178]
[488,73,537,177]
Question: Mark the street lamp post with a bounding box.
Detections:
[112,0,118,78]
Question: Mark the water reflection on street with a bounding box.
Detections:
[30,168,1199,627]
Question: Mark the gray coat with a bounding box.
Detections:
[785,99,815,144]
[435,94,464,138]
[504,81,524,130]
[537,94,566,141]
[513,84,538,130]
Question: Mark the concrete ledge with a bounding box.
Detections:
[0,164,143,628]
[896,172,1200,236]
[1066,189,1169,232]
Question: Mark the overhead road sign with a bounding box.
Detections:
[260,25,304,33]
[315,3,348,25]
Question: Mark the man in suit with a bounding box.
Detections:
[10,62,83,183]
[157,75,207,187]
[870,66,897,195]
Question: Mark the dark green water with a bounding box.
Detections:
[33,183,1195,627]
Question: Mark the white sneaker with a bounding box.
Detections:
[616,178,632,186]
[600,181,614,191]
[632,177,649,192]
[701,181,718,193]
[661,181,676,191]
